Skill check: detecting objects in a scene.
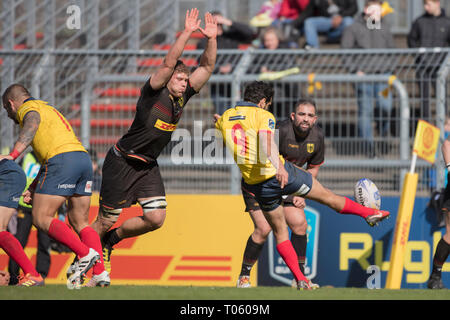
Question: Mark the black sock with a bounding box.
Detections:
[291,233,307,274]
[103,228,121,248]
[240,235,264,277]
[432,238,450,277]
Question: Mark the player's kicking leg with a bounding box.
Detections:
[304,175,390,226]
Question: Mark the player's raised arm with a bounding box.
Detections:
[149,8,201,90]
[189,12,218,92]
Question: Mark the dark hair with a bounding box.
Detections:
[2,83,30,106]
[295,98,317,113]
[243,81,274,105]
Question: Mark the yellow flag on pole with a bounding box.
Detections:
[412,120,440,164]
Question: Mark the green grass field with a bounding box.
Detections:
[1,285,449,300]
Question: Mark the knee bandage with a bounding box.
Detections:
[139,197,167,213]
[100,206,122,223]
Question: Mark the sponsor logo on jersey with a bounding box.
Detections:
[307,143,314,153]
[228,115,246,121]
[178,97,184,108]
[268,119,275,130]
[155,119,177,131]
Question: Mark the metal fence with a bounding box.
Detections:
[0,0,180,50]
[3,0,450,53]
[0,48,449,196]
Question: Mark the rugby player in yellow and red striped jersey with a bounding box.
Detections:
[215,81,390,290]
[1,84,105,288]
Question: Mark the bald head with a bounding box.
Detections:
[2,84,30,106]
[2,84,31,123]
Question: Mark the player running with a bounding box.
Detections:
[1,84,104,289]
[89,8,218,283]
[215,81,390,290]
[0,159,44,286]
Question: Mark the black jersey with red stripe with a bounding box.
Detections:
[116,78,198,163]
[277,118,325,168]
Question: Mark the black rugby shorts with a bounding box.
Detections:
[99,147,165,209]
[241,179,261,212]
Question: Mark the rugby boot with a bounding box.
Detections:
[366,210,390,227]
[17,273,44,287]
[236,275,251,288]
[84,270,111,287]
[67,248,100,289]
[427,274,446,289]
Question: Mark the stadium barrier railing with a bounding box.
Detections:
[0,48,449,196]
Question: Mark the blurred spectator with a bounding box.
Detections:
[341,0,395,158]
[293,0,358,49]
[260,26,291,52]
[407,0,450,121]
[272,0,310,46]
[8,152,51,284]
[256,27,300,119]
[198,12,256,115]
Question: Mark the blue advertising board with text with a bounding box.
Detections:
[258,196,450,288]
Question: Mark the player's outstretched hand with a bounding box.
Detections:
[213,113,221,123]
[184,8,201,34]
[199,12,218,39]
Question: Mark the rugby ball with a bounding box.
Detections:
[354,178,381,209]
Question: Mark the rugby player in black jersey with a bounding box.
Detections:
[87,8,218,284]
